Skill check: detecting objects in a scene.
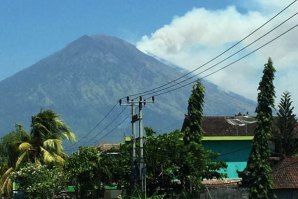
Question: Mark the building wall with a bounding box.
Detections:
[199,187,249,199]
[272,189,298,199]
[203,140,252,178]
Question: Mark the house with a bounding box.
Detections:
[182,115,257,179]
[271,157,298,198]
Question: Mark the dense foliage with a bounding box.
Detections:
[18,109,76,166]
[144,128,184,195]
[240,58,275,199]
[3,58,295,198]
[11,163,66,199]
[0,126,29,198]
[64,147,101,198]
[99,144,131,188]
[181,81,226,195]
[0,109,76,198]
[0,126,29,173]
[275,91,298,157]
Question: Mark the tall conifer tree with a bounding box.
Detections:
[240,58,275,199]
[275,91,298,157]
[182,81,226,194]
[183,81,205,144]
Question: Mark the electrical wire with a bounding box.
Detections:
[141,12,298,98]
[66,1,297,151]
[64,102,119,151]
[67,20,298,151]
[147,23,298,99]
[65,106,128,151]
[95,114,130,144]
[76,102,118,141]
[119,0,297,100]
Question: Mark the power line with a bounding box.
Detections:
[71,20,298,151]
[148,23,298,99]
[95,113,130,144]
[76,102,119,141]
[142,11,298,98]
[65,106,128,151]
[66,1,297,151]
[64,102,119,151]
[120,0,297,99]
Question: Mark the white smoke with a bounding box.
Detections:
[137,0,298,113]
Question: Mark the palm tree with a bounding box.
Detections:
[0,125,28,198]
[18,109,76,166]
[0,110,76,198]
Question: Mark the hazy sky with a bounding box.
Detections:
[1,0,298,112]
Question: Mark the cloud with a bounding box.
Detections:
[137,0,298,114]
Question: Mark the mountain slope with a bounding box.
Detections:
[0,35,256,145]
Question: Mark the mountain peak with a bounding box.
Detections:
[0,35,256,145]
[66,34,136,51]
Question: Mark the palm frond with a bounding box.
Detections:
[53,154,65,166]
[54,118,66,129]
[15,152,28,168]
[61,131,76,142]
[0,167,13,196]
[32,123,51,137]
[18,142,33,152]
[0,167,13,184]
[1,176,12,197]
[43,139,63,154]
[40,147,56,164]
[40,147,65,166]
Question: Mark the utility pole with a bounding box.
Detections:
[138,96,154,196]
[138,96,145,194]
[119,96,155,196]
[119,97,138,189]
[131,100,136,166]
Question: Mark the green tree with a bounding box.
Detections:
[181,81,226,194]
[0,110,75,198]
[183,81,205,145]
[99,144,131,189]
[240,58,275,199]
[18,109,76,166]
[275,91,298,157]
[144,128,185,195]
[11,163,66,199]
[0,125,29,198]
[0,125,29,168]
[64,147,101,198]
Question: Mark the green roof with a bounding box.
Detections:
[202,136,254,141]
[104,185,118,190]
[67,186,76,192]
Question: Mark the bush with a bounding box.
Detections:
[11,163,66,199]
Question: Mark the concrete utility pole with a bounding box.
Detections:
[119,96,154,196]
[120,97,138,188]
[138,97,144,193]
[138,96,154,195]
[131,100,136,165]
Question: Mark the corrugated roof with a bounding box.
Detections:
[202,178,241,186]
[182,116,257,136]
[97,143,120,151]
[272,157,298,189]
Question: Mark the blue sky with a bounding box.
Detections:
[1,0,298,112]
[0,0,245,81]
